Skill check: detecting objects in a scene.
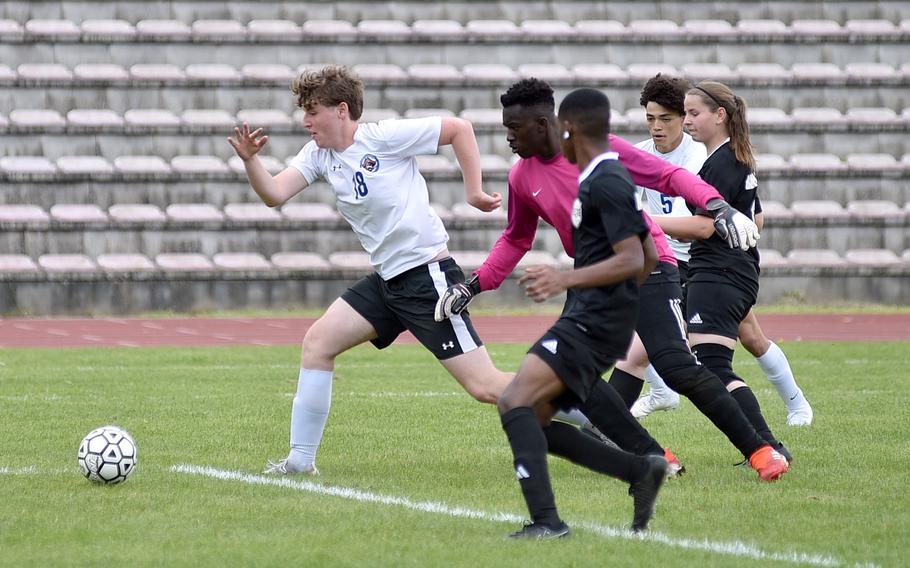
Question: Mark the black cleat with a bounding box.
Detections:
[629,455,668,532]
[508,521,571,540]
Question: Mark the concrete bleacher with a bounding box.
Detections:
[3,61,909,114]
[0,200,906,261]
[3,103,910,159]
[3,0,910,313]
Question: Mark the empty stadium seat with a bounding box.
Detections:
[212,252,271,270]
[270,252,331,271]
[49,204,107,223]
[786,249,848,267]
[155,253,215,271]
[844,249,902,266]
[96,253,155,272]
[38,254,96,272]
[109,204,167,223]
[0,205,50,224]
[165,204,225,223]
[0,254,39,272]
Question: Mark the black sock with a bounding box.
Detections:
[581,380,664,456]
[607,368,645,408]
[544,421,646,482]
[693,343,779,449]
[681,366,768,458]
[730,387,779,448]
[500,407,561,527]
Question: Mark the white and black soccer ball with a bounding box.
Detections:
[77,425,138,484]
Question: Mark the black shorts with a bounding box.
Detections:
[528,317,626,408]
[341,257,483,360]
[685,276,756,340]
[638,263,691,353]
[676,260,690,314]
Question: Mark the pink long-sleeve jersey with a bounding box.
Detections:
[474,134,723,292]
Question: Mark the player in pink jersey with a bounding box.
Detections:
[435,79,787,480]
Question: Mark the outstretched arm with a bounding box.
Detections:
[228,122,308,207]
[439,117,501,212]
[610,134,758,250]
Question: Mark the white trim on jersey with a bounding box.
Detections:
[428,261,479,354]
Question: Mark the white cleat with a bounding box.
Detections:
[786,406,813,426]
[264,458,320,476]
[631,390,680,419]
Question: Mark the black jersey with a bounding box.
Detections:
[687,142,760,292]
[564,153,649,350]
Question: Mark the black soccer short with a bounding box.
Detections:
[637,262,693,363]
[341,257,483,360]
[685,276,756,340]
[528,316,632,408]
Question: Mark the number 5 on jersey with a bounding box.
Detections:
[353,171,369,199]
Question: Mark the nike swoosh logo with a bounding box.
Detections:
[789,394,798,401]
[532,189,542,197]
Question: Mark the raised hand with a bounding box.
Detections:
[227,122,269,161]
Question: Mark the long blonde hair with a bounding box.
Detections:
[688,81,755,171]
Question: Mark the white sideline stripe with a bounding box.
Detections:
[171,464,867,567]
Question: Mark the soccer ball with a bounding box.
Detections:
[77,425,138,484]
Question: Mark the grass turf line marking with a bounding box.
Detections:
[171,464,869,567]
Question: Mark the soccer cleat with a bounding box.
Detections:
[629,455,668,532]
[786,405,813,427]
[508,521,570,540]
[580,421,621,450]
[630,390,680,419]
[263,457,320,476]
[663,447,685,478]
[748,445,789,481]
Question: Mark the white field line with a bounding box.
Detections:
[171,464,871,568]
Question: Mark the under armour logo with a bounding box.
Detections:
[442,341,455,350]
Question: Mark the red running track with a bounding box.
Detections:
[0,314,906,348]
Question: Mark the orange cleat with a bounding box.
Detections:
[749,444,789,481]
[663,447,685,478]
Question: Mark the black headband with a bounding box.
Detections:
[694,85,725,109]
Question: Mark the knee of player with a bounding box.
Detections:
[301,327,338,363]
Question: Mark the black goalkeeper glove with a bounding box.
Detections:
[706,198,760,251]
[434,274,481,322]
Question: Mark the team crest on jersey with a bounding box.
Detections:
[571,198,583,228]
[360,154,380,172]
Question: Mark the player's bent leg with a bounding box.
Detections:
[739,310,813,426]
[268,298,378,476]
[301,297,379,370]
[440,346,512,404]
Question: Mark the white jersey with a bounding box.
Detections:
[634,133,707,263]
[289,117,448,280]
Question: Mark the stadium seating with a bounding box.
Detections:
[3,1,910,312]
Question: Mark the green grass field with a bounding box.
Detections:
[1,342,907,567]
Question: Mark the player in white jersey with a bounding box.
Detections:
[228,65,517,475]
[624,74,812,426]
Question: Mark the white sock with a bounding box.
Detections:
[288,368,333,467]
[756,342,806,411]
[554,407,588,427]
[645,364,676,398]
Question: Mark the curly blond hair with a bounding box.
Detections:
[291,65,363,120]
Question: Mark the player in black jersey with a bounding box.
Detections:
[656,81,791,464]
[497,88,667,540]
